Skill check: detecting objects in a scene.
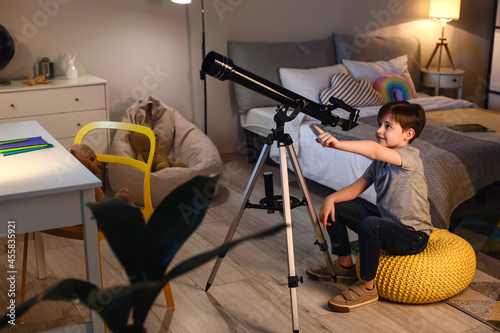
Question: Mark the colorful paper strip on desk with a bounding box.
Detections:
[0,136,47,150]
[0,138,29,146]
[2,144,54,156]
[0,136,53,156]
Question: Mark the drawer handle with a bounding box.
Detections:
[10,104,14,108]
[453,79,457,82]
[77,123,81,127]
[75,98,80,101]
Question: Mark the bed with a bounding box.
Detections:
[227,34,500,229]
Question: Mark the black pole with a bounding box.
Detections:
[200,0,207,134]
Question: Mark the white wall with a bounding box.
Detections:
[0,0,493,154]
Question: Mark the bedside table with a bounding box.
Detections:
[421,67,465,98]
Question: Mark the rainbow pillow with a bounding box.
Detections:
[373,74,415,103]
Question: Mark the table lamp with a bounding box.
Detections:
[425,0,461,71]
[171,0,208,135]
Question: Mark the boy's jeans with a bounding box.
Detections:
[325,201,430,281]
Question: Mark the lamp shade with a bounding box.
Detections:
[429,0,461,20]
[171,0,191,3]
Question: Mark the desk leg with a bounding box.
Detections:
[81,189,105,333]
[34,232,47,279]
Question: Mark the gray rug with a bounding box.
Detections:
[445,210,500,331]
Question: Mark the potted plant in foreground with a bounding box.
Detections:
[0,176,283,333]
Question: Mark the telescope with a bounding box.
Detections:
[201,51,359,131]
[203,52,356,332]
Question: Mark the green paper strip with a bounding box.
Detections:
[0,144,49,154]
[2,144,54,156]
[0,138,29,146]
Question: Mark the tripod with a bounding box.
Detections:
[425,22,456,71]
[205,106,336,333]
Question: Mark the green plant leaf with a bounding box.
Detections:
[0,280,109,330]
[0,175,285,333]
[164,224,285,282]
[131,223,286,329]
[88,197,146,281]
[128,281,164,332]
[139,176,218,280]
[0,224,285,332]
[40,279,131,331]
[0,293,38,328]
[90,281,162,333]
[41,278,98,304]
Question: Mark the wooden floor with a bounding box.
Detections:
[0,153,497,333]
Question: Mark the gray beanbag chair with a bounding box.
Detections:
[109,96,223,206]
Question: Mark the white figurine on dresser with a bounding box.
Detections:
[65,54,78,80]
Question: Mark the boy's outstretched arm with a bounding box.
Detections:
[313,124,402,166]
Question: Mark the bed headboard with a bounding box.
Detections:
[227,34,421,115]
[333,34,421,93]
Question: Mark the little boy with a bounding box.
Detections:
[308,101,433,312]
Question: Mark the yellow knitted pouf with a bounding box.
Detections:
[355,228,476,304]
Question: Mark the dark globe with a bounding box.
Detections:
[0,24,15,85]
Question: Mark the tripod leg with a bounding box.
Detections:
[443,44,456,71]
[285,144,336,282]
[437,43,444,72]
[205,143,272,291]
[425,43,440,69]
[279,146,300,333]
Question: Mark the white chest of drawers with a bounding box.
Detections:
[0,74,109,152]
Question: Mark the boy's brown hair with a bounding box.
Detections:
[377,101,426,143]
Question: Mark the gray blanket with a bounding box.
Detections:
[332,116,500,229]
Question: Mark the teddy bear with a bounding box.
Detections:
[67,143,135,204]
[129,132,187,172]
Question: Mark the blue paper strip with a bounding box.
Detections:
[0,136,47,151]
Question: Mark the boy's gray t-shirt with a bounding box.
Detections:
[362,146,433,235]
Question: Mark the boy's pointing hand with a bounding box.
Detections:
[314,124,339,149]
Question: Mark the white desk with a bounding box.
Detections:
[0,121,104,333]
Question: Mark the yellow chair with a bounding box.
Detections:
[20,121,175,323]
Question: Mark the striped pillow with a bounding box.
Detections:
[320,73,383,107]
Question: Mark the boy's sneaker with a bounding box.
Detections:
[306,260,357,282]
[328,281,378,312]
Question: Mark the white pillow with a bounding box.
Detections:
[342,55,417,96]
[279,64,348,103]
